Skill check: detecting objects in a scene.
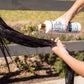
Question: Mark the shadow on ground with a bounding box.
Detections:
[0,69,59,84]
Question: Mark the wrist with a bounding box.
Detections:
[64,9,76,21]
[59,52,70,59]
[53,49,69,59]
[60,10,75,23]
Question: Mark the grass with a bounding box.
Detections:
[0,10,65,22]
[0,10,84,27]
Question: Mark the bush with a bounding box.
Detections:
[15,55,35,73]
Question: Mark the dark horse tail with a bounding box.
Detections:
[0,17,56,47]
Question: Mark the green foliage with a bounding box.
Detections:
[15,55,35,72]
[71,51,84,61]
[0,38,10,45]
[59,70,65,78]
[78,35,84,40]
[29,67,35,71]
[59,34,67,41]
[48,54,57,65]
[48,54,66,77]
[4,38,10,44]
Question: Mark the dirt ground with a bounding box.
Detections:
[0,56,59,84]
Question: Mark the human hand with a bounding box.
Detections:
[51,38,69,58]
[55,12,74,29]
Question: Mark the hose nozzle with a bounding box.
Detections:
[38,24,46,30]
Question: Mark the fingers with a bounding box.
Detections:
[57,39,64,47]
[55,37,59,42]
[51,38,65,47]
[51,38,54,41]
[51,37,59,42]
[65,22,69,29]
[57,40,61,46]
[51,37,59,48]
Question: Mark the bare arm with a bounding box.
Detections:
[58,0,84,29]
[51,38,84,77]
[62,53,84,77]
